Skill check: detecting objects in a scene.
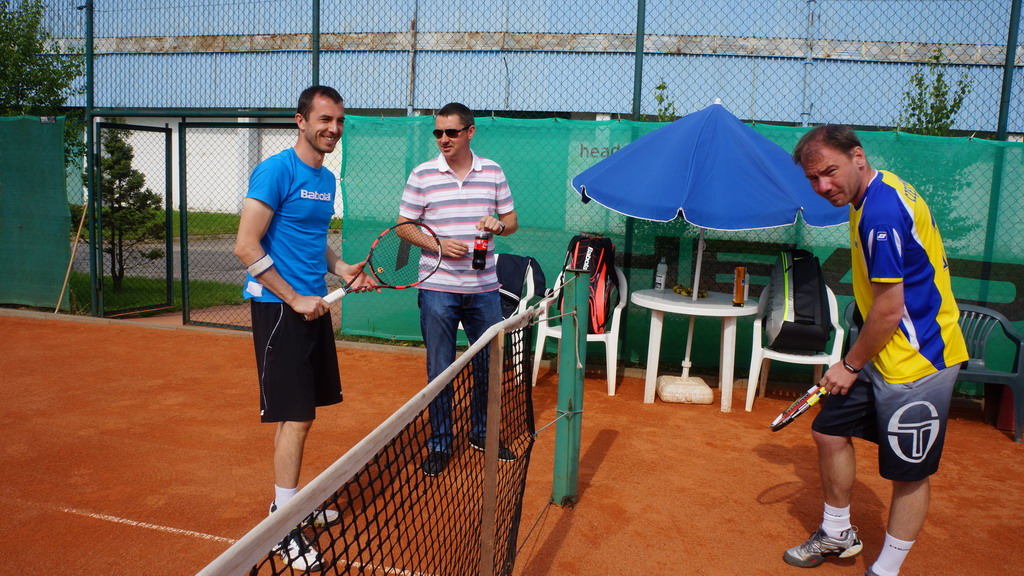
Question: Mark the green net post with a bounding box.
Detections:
[552,269,590,507]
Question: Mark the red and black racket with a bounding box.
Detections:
[770,384,829,432]
[324,221,442,303]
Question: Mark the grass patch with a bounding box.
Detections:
[167,211,343,237]
[170,211,239,237]
[68,272,244,315]
[336,333,424,347]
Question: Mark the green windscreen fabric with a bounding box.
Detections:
[340,115,660,342]
[0,116,71,311]
[340,115,1024,380]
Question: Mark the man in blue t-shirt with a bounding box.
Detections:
[233,85,374,571]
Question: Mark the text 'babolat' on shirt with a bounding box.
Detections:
[399,152,514,294]
[849,170,968,383]
[242,148,337,302]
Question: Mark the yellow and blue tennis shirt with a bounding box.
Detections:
[849,170,968,383]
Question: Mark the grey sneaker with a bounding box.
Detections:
[783,526,863,568]
[273,527,323,572]
[269,501,340,527]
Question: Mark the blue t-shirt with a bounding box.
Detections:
[242,148,337,302]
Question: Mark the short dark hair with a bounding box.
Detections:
[436,102,474,128]
[297,86,344,119]
[792,124,862,164]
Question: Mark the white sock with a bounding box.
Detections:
[274,485,299,510]
[871,532,914,576]
[821,503,852,538]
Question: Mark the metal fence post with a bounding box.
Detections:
[800,0,817,127]
[631,0,646,121]
[312,0,320,86]
[997,0,1021,141]
[552,269,590,507]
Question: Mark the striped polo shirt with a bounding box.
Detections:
[850,170,968,383]
[399,152,515,293]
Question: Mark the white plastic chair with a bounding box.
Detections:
[745,285,844,411]
[531,265,628,395]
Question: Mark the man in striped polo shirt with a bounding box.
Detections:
[396,102,519,477]
[784,125,968,576]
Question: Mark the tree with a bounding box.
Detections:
[896,48,972,137]
[0,0,86,163]
[652,81,678,123]
[642,81,679,123]
[99,126,164,291]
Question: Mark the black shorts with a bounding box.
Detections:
[811,363,959,482]
[251,301,342,423]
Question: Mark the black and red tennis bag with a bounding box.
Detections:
[763,248,832,353]
[561,234,618,334]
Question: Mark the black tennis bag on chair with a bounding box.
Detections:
[763,249,832,353]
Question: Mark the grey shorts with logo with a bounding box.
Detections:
[811,362,960,482]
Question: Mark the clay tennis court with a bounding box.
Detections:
[3,308,1020,576]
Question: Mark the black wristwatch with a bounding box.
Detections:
[842,357,862,374]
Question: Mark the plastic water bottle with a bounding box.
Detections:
[654,256,667,289]
[472,232,490,270]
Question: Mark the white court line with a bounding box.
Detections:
[47,501,442,574]
[25,499,236,544]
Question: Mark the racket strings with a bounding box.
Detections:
[368,226,438,287]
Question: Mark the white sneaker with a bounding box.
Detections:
[273,528,323,572]
[783,526,863,568]
[308,507,339,527]
[269,501,340,527]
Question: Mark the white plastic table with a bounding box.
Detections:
[630,289,759,412]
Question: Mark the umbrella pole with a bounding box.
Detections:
[681,316,696,379]
[681,228,703,379]
[691,228,705,301]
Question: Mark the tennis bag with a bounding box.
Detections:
[763,249,832,353]
[561,234,617,334]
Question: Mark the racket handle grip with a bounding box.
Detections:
[324,286,348,304]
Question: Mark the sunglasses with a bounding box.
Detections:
[432,126,470,139]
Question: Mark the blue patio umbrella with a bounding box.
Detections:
[571,102,847,381]
[573,102,846,229]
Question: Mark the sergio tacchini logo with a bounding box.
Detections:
[887,401,940,463]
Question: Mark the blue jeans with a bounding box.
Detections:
[418,289,502,453]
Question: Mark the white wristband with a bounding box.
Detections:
[247,254,274,277]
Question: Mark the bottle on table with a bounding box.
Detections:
[654,256,667,289]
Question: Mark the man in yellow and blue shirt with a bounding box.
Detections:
[784,125,968,576]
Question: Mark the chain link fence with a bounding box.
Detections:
[32,1,1024,378]
[89,122,174,316]
[43,1,1021,132]
[177,120,349,330]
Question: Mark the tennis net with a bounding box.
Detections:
[198,309,537,576]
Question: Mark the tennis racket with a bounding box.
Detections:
[324,221,442,303]
[770,384,829,432]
